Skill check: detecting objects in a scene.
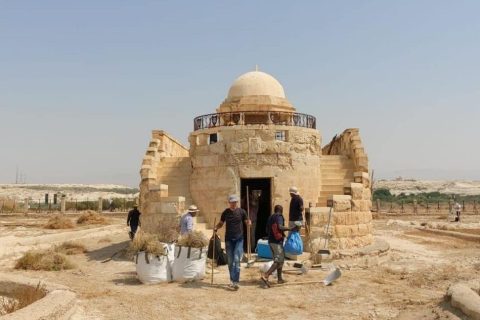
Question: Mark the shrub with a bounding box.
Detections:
[0,282,47,315]
[54,242,87,255]
[77,211,107,225]
[44,216,74,229]
[15,250,75,271]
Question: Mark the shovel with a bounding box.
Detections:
[317,206,333,255]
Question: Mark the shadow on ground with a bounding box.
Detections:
[86,241,131,262]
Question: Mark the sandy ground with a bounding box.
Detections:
[1,212,479,320]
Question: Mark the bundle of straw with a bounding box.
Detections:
[177,231,209,248]
[129,231,166,256]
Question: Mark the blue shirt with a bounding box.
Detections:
[180,212,194,235]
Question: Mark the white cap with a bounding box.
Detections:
[188,205,199,213]
[289,186,299,195]
[228,195,239,203]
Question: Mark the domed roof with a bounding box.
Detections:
[227,71,286,99]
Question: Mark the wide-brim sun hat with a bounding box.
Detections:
[188,205,200,213]
[289,186,299,195]
[228,195,239,203]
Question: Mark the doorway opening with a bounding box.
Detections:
[240,178,272,251]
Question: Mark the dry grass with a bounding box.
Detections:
[15,250,75,271]
[0,282,47,315]
[140,214,179,242]
[54,242,87,255]
[129,231,166,256]
[44,216,74,229]
[77,211,107,225]
[177,230,209,248]
[97,237,112,244]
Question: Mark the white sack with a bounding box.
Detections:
[259,261,277,279]
[135,251,170,284]
[172,246,207,282]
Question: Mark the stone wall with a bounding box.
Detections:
[189,125,322,228]
[322,128,369,173]
[308,129,373,250]
[139,130,189,214]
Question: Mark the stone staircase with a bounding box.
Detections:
[156,157,193,206]
[318,155,354,206]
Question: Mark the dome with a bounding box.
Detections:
[227,71,286,99]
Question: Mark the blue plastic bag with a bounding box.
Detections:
[284,231,303,255]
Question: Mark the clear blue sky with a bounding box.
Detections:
[1,1,479,186]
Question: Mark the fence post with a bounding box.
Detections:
[0,200,4,213]
[12,199,16,213]
[426,201,429,214]
[60,196,66,214]
[474,200,478,214]
[24,198,29,214]
[413,200,417,215]
[75,199,78,212]
[462,200,465,213]
[123,198,126,212]
[38,199,41,213]
[98,197,103,213]
[401,201,404,213]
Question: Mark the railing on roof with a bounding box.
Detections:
[193,111,316,131]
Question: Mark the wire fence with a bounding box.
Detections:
[371,199,480,215]
[0,198,137,214]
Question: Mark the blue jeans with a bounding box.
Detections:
[225,238,244,283]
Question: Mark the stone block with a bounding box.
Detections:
[350,183,364,200]
[307,207,331,227]
[329,195,352,212]
[362,187,372,201]
[354,172,370,188]
[352,200,371,212]
[358,223,369,236]
[332,211,346,225]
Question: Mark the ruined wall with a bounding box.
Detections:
[322,128,369,173]
[307,128,373,250]
[189,125,322,228]
[139,130,190,214]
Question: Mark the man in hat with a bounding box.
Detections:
[215,194,250,290]
[127,204,141,240]
[180,205,200,235]
[288,186,304,229]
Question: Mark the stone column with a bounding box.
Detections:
[60,195,66,214]
[98,197,103,213]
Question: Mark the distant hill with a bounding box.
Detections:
[0,184,139,201]
[375,179,480,196]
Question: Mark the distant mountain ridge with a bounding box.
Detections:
[375,179,480,196]
[0,184,139,201]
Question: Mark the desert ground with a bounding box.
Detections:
[1,210,479,320]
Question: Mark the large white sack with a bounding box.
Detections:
[172,246,207,282]
[135,251,170,284]
[259,261,277,279]
[166,243,175,273]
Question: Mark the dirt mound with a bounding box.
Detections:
[44,216,75,229]
[15,250,75,271]
[77,211,107,225]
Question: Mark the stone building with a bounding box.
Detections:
[139,70,373,250]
